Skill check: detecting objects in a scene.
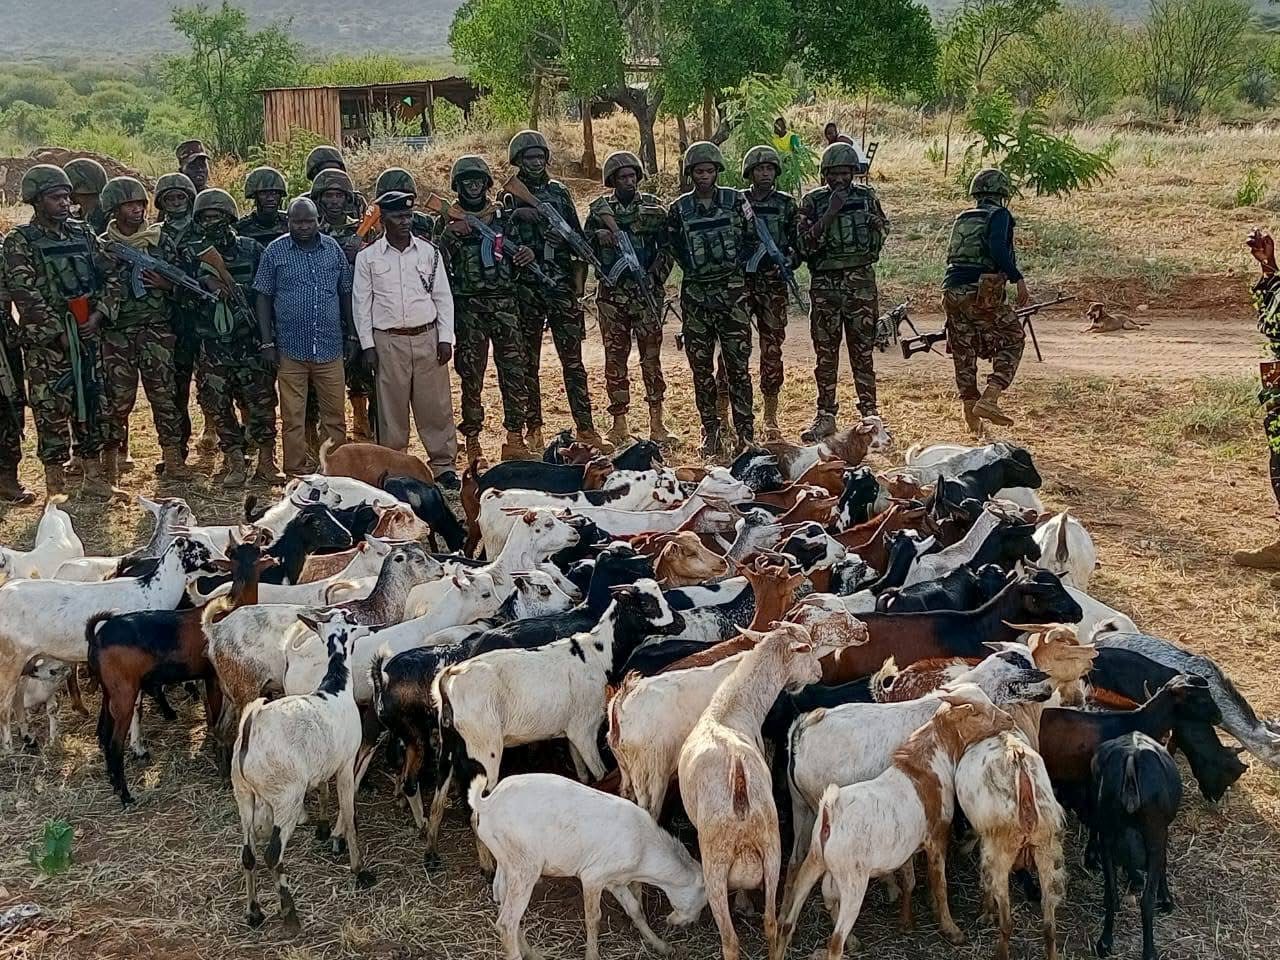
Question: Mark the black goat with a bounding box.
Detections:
[877,562,1011,613]
[938,448,1042,519]
[192,503,351,596]
[834,466,881,529]
[729,448,785,493]
[381,474,466,552]
[861,531,933,596]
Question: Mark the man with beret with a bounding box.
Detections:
[175,139,211,194]
[353,191,458,486]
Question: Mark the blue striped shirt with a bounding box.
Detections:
[253,232,353,363]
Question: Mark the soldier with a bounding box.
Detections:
[174,188,282,487]
[175,140,211,193]
[798,142,889,443]
[942,167,1028,432]
[738,145,799,441]
[665,141,755,458]
[2,165,117,498]
[64,158,109,235]
[373,167,439,242]
[0,236,35,504]
[501,129,605,452]
[304,145,368,220]
[437,155,535,463]
[236,166,289,248]
[582,150,673,446]
[96,177,190,482]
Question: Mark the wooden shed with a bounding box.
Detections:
[260,78,485,147]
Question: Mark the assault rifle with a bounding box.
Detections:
[900,294,1076,362]
[501,175,605,274]
[874,300,916,353]
[596,209,662,325]
[105,242,218,302]
[743,198,807,310]
[422,193,554,287]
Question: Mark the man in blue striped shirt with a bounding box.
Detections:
[253,197,353,476]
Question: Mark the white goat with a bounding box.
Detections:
[221,536,393,606]
[1033,511,1097,590]
[232,610,375,934]
[0,497,83,581]
[1068,584,1139,637]
[18,657,71,746]
[553,469,752,540]
[901,508,1001,587]
[469,773,706,960]
[902,441,1044,513]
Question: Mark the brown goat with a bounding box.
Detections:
[319,438,434,487]
[776,489,838,526]
[836,502,929,570]
[750,482,828,512]
[655,532,729,587]
[795,458,847,497]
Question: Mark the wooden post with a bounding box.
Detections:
[702,87,714,140]
[581,98,599,178]
[530,72,542,130]
[426,83,436,135]
[862,88,870,148]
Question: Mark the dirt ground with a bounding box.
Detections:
[2,273,1280,960]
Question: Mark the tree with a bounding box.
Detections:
[794,0,937,99]
[944,0,1059,93]
[720,73,818,191]
[1136,0,1253,119]
[165,2,303,156]
[995,6,1127,117]
[303,54,416,87]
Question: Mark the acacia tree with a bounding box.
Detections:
[796,0,937,99]
[165,2,302,156]
[1136,0,1253,118]
[995,6,1127,117]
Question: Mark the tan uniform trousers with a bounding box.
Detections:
[277,356,347,475]
[373,324,459,474]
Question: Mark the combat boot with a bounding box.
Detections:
[972,385,1014,426]
[254,446,285,485]
[100,445,121,484]
[162,446,193,481]
[464,435,484,466]
[44,463,66,498]
[762,394,782,441]
[716,391,731,428]
[576,427,614,454]
[700,422,723,463]
[800,411,837,444]
[1232,536,1280,570]
[525,426,544,456]
[79,457,115,500]
[962,400,982,437]
[648,402,673,444]
[501,431,537,462]
[221,451,248,488]
[351,395,373,442]
[196,419,218,456]
[0,465,36,505]
[607,413,630,447]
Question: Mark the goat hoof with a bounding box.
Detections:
[1094,939,1111,957]
[22,736,39,755]
[314,824,331,843]
[246,905,265,929]
[941,926,966,946]
[281,914,302,937]
[355,869,377,889]
[423,851,443,873]
[331,836,347,856]
[135,750,152,765]
[1158,896,1175,914]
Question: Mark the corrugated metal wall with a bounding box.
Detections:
[262,88,342,145]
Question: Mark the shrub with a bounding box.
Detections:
[1235,167,1267,208]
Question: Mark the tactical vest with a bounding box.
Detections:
[447,209,515,297]
[112,235,173,325]
[13,222,100,302]
[675,188,744,283]
[235,212,288,248]
[185,234,261,342]
[505,177,576,283]
[322,218,364,265]
[806,185,884,271]
[411,211,437,242]
[589,192,665,281]
[742,189,794,252]
[946,206,999,272]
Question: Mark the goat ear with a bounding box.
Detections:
[788,641,813,655]
[298,612,321,632]
[138,495,162,517]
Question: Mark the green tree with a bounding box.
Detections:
[165,1,303,157]
[1136,0,1253,119]
[995,6,1127,117]
[303,54,417,87]
[794,0,937,99]
[943,0,1058,93]
[720,73,818,191]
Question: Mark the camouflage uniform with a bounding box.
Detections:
[0,247,27,471]
[2,220,115,465]
[738,187,799,399]
[501,174,595,433]
[1253,274,1280,501]
[799,182,887,419]
[156,175,203,456]
[234,210,288,248]
[583,191,671,415]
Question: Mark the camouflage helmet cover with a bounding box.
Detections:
[305,145,346,181]
[99,176,149,213]
[741,145,782,179]
[243,165,287,198]
[969,167,1013,198]
[193,187,238,221]
[682,141,725,175]
[508,129,550,164]
[602,150,645,187]
[374,167,418,197]
[819,142,866,173]
[63,158,109,195]
[154,172,197,206]
[451,154,493,191]
[20,164,73,203]
[310,168,355,200]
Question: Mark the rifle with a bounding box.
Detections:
[0,342,24,439]
[1015,294,1075,362]
[57,296,102,432]
[105,241,218,303]
[742,198,807,310]
[501,175,605,274]
[874,300,917,353]
[422,193,554,287]
[357,202,382,239]
[596,209,662,325]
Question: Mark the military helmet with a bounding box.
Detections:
[682,141,725,175]
[310,168,354,200]
[63,158,109,195]
[741,145,783,179]
[305,145,347,181]
[193,187,238,221]
[969,167,1012,199]
[508,129,550,165]
[243,165,287,199]
[375,167,418,197]
[819,142,866,174]
[450,155,493,191]
[602,150,644,187]
[154,172,197,206]
[20,164,73,203]
[100,176,149,214]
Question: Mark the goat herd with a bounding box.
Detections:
[2,424,1277,960]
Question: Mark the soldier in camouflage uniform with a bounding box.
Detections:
[501,130,606,452]
[305,145,368,220]
[374,167,438,242]
[175,140,211,193]
[798,142,888,443]
[737,144,799,441]
[235,166,289,248]
[64,158,109,236]
[665,141,755,458]
[942,167,1028,433]
[174,188,281,488]
[0,239,35,503]
[2,165,117,498]
[583,150,673,446]
[96,176,191,483]
[437,155,535,463]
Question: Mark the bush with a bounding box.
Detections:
[1135,0,1253,120]
[1235,167,1267,207]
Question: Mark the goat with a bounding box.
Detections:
[1067,584,1140,637]
[468,773,706,960]
[776,686,1016,960]
[728,448,786,493]
[876,562,1012,613]
[655,531,729,586]
[763,417,892,479]
[53,496,194,582]
[17,657,70,748]
[902,441,1044,513]
[901,506,1039,587]
[230,535,393,606]
[1091,732,1181,960]
[677,622,819,960]
[233,610,376,934]
[320,437,433,486]
[833,467,881,529]
[937,447,1042,520]
[1033,511,1097,589]
[477,454,617,496]
[381,474,466,552]
[0,536,224,751]
[0,497,83,581]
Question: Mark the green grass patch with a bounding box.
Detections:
[1146,376,1258,454]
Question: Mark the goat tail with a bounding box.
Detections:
[815,783,840,859]
[84,611,116,665]
[731,756,750,818]
[323,579,359,605]
[370,653,387,720]
[318,437,336,474]
[1120,753,1141,815]
[870,656,900,703]
[467,774,487,816]
[1012,749,1041,835]
[235,700,263,783]
[607,671,640,750]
